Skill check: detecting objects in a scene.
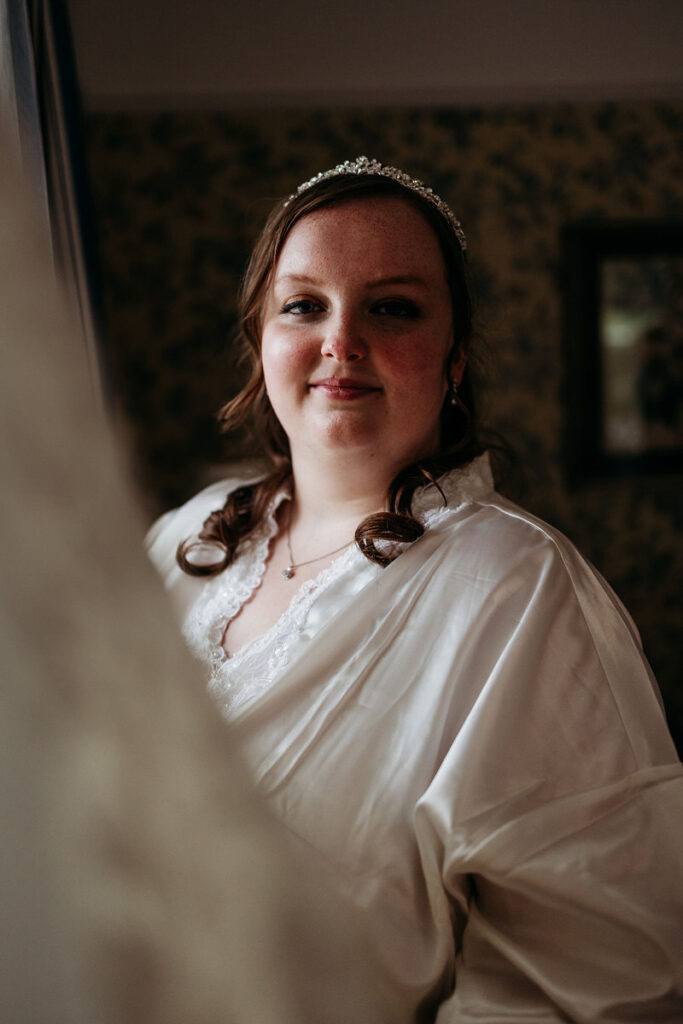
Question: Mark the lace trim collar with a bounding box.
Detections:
[181,454,495,711]
[411,453,494,518]
[182,483,291,666]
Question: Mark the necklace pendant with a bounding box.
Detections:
[282,565,295,580]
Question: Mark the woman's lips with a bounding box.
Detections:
[309,377,381,400]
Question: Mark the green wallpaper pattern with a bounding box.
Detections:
[84,103,683,749]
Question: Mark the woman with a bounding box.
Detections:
[148,157,683,1021]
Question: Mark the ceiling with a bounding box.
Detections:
[67,0,683,110]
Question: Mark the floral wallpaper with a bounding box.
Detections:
[84,102,683,750]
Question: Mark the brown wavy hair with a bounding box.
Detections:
[178,172,483,576]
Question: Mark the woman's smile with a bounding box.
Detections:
[308,376,382,400]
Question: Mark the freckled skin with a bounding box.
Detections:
[261,196,460,477]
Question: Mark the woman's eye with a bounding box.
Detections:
[372,299,420,318]
[281,299,322,315]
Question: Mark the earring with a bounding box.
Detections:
[449,381,459,406]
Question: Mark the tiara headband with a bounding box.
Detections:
[285,155,467,253]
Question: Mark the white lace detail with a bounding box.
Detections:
[182,486,366,715]
[181,455,494,717]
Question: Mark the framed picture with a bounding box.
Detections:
[563,221,683,481]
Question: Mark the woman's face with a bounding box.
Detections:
[260,195,463,475]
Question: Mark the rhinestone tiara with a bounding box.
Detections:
[285,155,467,252]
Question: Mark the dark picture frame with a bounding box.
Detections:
[562,221,683,482]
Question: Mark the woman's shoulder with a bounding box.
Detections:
[430,456,582,570]
[426,476,677,766]
[450,488,585,568]
[430,458,640,638]
[432,456,590,568]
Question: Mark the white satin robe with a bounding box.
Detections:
[147,455,683,1022]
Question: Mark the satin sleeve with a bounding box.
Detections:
[428,766,683,1022]
[413,509,683,1022]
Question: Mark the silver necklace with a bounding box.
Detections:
[282,520,354,580]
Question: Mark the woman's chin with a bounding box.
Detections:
[283,410,439,468]
[309,430,381,454]
[286,412,379,451]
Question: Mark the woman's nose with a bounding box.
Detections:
[320,313,367,362]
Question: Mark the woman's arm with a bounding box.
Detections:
[415,509,683,1021]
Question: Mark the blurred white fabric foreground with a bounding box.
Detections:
[0,136,397,1024]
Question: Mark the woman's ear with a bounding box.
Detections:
[450,343,469,386]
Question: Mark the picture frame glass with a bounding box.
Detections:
[600,255,683,455]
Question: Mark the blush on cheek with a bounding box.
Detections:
[262,332,315,379]
[395,356,447,397]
